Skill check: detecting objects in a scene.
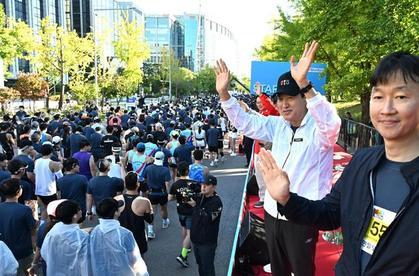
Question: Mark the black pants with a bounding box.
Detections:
[193,243,217,276]
[264,211,318,276]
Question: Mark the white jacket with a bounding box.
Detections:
[90,219,149,276]
[221,92,341,218]
[41,222,90,276]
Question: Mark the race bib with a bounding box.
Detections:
[361,205,396,255]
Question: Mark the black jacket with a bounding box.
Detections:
[278,145,419,276]
[191,193,223,245]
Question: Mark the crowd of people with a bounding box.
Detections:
[0,95,243,275]
[0,40,417,276]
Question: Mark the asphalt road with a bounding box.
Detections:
[143,155,248,276]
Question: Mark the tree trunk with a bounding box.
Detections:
[360,91,370,124]
[46,84,50,109]
[59,73,64,109]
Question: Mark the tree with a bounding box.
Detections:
[112,16,150,99]
[142,63,164,94]
[256,0,418,123]
[15,73,48,100]
[33,18,95,109]
[172,67,196,97]
[0,4,34,87]
[0,87,20,113]
[195,65,216,94]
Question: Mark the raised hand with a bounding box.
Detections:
[214,59,231,101]
[256,148,291,205]
[290,41,319,88]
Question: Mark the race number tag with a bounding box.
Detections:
[361,205,396,255]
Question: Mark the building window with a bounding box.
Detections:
[15,0,27,22]
[55,0,60,24]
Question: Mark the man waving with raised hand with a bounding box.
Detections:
[215,41,341,276]
[257,52,419,275]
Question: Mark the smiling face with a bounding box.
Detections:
[275,94,308,127]
[370,72,419,142]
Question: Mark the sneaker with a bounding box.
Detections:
[147,229,155,239]
[254,201,264,208]
[162,218,170,229]
[176,255,189,268]
[231,152,237,156]
[210,161,214,167]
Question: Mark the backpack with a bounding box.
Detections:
[189,163,205,183]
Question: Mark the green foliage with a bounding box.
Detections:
[15,73,48,100]
[256,0,418,123]
[172,67,196,96]
[195,65,216,94]
[33,18,95,107]
[112,16,150,98]
[142,63,164,94]
[0,4,34,77]
[334,101,362,121]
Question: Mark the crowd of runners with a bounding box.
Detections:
[1,41,417,276]
[0,95,252,276]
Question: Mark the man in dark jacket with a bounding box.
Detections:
[189,175,223,276]
[257,52,419,275]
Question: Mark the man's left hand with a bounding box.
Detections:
[290,41,319,88]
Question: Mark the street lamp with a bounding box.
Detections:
[92,7,136,107]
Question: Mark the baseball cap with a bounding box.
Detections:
[154,151,165,166]
[47,199,68,217]
[96,198,124,219]
[275,71,301,97]
[8,159,28,175]
[136,142,145,151]
[52,136,62,144]
[203,174,217,186]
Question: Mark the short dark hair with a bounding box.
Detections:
[193,150,204,161]
[179,135,186,145]
[79,139,90,149]
[0,179,21,198]
[177,161,189,176]
[55,200,80,224]
[370,52,419,87]
[96,198,121,219]
[41,144,54,156]
[0,153,7,161]
[97,159,110,172]
[63,158,79,172]
[8,159,27,175]
[125,172,138,190]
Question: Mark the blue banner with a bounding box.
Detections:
[250,61,327,95]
